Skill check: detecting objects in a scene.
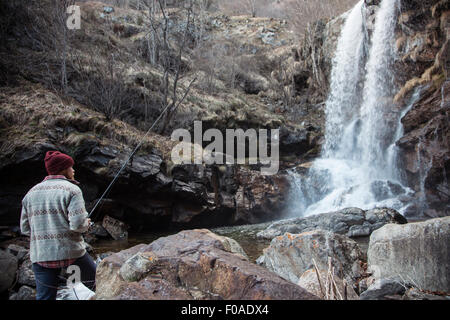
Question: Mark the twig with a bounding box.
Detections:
[312,258,325,298]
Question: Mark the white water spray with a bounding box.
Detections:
[292,0,416,217]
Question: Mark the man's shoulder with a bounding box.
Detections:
[27,179,82,196]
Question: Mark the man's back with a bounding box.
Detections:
[20,175,89,263]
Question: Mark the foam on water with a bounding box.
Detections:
[291,0,419,217]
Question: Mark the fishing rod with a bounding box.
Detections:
[88,77,197,220]
[88,102,170,219]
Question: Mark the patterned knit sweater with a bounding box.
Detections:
[20,175,89,263]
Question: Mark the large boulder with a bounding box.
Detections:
[256,230,364,288]
[0,249,18,293]
[257,207,407,240]
[95,229,318,300]
[367,216,450,293]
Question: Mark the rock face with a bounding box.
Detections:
[256,207,407,240]
[0,113,294,231]
[393,0,450,218]
[95,229,318,300]
[297,11,347,103]
[256,230,364,288]
[367,217,450,293]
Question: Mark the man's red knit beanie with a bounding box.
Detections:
[44,151,74,175]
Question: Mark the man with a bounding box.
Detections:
[20,150,96,300]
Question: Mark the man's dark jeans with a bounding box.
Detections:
[32,253,96,300]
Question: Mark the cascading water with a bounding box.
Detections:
[291,0,416,217]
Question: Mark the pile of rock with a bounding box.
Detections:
[0,243,36,300]
[255,208,450,300]
[256,207,407,240]
[3,207,448,300]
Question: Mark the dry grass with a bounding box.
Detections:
[395,38,448,103]
[312,257,350,300]
[0,81,177,160]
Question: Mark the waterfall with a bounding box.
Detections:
[291,0,416,217]
[322,0,365,158]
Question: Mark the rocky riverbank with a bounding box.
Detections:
[92,209,449,300]
[1,206,449,300]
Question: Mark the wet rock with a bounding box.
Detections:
[279,126,311,156]
[257,207,407,240]
[298,269,359,300]
[102,215,128,241]
[394,1,450,218]
[0,249,18,293]
[95,229,318,300]
[397,82,450,218]
[369,180,409,202]
[88,222,109,238]
[257,230,364,288]
[234,168,292,224]
[359,279,407,300]
[9,285,36,300]
[367,217,450,293]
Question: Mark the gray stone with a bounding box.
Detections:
[257,207,407,240]
[0,249,18,293]
[89,222,109,238]
[102,215,128,240]
[257,230,364,287]
[367,217,450,293]
[359,279,407,300]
